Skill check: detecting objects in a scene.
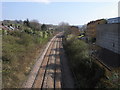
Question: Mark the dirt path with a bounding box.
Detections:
[60,41,75,88]
[23,33,74,88]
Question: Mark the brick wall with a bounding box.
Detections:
[96,24,120,54]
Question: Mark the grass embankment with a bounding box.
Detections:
[63,36,119,88]
[2,30,54,88]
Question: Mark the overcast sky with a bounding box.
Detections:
[1,0,119,25]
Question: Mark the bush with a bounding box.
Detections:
[24,28,33,34]
[63,38,105,88]
[2,29,54,88]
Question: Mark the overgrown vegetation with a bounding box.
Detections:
[63,35,119,88]
[2,20,55,88]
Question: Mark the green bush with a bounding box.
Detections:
[24,28,33,34]
[63,38,105,88]
[43,31,48,38]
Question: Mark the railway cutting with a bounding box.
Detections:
[23,33,74,89]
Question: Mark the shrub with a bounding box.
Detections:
[2,29,54,88]
[24,28,33,34]
[63,38,105,88]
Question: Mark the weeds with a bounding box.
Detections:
[63,37,109,88]
[2,29,53,88]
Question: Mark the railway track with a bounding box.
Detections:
[24,33,62,89]
[91,54,111,71]
[24,33,110,89]
[23,33,75,89]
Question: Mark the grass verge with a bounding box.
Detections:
[2,30,53,88]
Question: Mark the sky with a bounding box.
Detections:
[1,0,119,25]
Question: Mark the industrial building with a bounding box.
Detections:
[96,23,120,67]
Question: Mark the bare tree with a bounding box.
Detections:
[29,19,41,31]
[57,22,69,32]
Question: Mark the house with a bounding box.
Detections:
[86,19,107,42]
[9,26,15,30]
[68,26,80,36]
[107,17,120,24]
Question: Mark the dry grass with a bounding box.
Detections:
[2,30,53,88]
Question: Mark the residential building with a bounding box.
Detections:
[107,17,120,24]
[86,19,107,42]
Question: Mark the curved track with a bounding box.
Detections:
[23,33,63,89]
[23,33,74,89]
[32,34,62,88]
